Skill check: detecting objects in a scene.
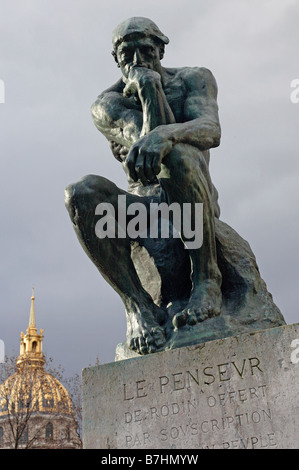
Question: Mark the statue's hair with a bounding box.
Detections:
[111,17,168,67]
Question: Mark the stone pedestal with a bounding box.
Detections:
[82,323,299,449]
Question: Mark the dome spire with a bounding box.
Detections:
[16,288,45,369]
[29,286,36,329]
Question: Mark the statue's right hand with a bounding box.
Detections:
[123,66,162,99]
[125,129,173,185]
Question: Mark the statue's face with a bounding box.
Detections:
[116,35,161,79]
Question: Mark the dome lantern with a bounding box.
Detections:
[17,287,45,369]
[0,290,81,448]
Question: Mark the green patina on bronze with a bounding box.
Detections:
[65,17,285,357]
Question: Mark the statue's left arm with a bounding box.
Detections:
[173,67,221,149]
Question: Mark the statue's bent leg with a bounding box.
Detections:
[158,144,222,327]
[64,174,167,354]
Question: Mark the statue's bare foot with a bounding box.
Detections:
[172,279,222,329]
[127,304,167,354]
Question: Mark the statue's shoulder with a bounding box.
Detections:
[94,79,124,102]
[91,79,125,120]
[166,66,214,78]
[165,66,217,92]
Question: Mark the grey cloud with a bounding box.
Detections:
[0,0,298,375]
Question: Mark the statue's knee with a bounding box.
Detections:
[65,175,99,216]
[64,182,78,217]
[65,174,118,220]
[162,144,201,182]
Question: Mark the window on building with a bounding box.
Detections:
[0,426,3,444]
[45,422,53,440]
[19,426,28,444]
[42,396,54,408]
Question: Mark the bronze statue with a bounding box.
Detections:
[65,17,285,357]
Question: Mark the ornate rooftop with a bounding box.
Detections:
[0,289,74,417]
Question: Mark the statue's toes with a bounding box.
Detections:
[129,336,146,354]
[129,326,165,355]
[151,326,165,349]
[139,336,149,355]
[186,312,197,325]
[129,337,138,352]
[172,312,188,329]
[196,307,209,322]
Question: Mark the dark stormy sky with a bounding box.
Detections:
[0,0,298,377]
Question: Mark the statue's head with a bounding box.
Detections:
[111,17,169,75]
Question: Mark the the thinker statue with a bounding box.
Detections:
[65,17,285,358]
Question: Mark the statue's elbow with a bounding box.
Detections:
[212,126,221,148]
[90,100,101,123]
[213,133,221,148]
[199,123,221,149]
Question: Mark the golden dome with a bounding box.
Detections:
[0,289,74,418]
[0,366,74,417]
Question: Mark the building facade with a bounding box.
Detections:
[0,290,82,449]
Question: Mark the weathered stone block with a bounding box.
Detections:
[82,323,299,449]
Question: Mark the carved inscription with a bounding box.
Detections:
[121,356,278,449]
[290,339,299,364]
[82,324,299,449]
[123,357,263,399]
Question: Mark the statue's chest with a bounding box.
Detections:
[164,81,186,123]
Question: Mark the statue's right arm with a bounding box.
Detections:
[91,82,143,148]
